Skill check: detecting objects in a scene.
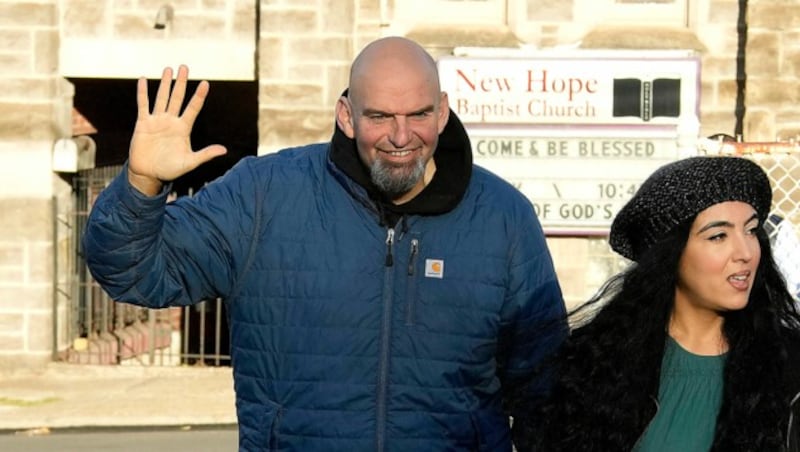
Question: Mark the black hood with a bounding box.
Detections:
[330,99,473,226]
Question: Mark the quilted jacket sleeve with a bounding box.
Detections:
[81,159,260,308]
[496,201,568,448]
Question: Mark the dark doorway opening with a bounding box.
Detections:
[68,76,258,195]
[69,76,257,364]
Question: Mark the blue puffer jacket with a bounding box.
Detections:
[82,118,566,451]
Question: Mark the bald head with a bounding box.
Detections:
[348,37,441,103]
[335,36,450,204]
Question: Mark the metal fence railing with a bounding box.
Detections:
[702,138,800,299]
[747,150,800,300]
[55,166,230,367]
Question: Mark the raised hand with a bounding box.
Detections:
[128,65,227,196]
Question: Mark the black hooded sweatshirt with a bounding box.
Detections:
[329,105,474,228]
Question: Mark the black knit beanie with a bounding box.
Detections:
[609,156,772,261]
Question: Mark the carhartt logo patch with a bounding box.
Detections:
[425,259,444,279]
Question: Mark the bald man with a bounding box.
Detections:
[83,37,567,451]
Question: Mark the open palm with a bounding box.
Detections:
[128,65,226,195]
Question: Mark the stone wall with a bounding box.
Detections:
[58,1,255,79]
[256,0,384,153]
[0,0,70,367]
[1,0,798,365]
[746,0,800,141]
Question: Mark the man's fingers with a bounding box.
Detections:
[167,65,189,116]
[153,67,174,113]
[180,80,210,126]
[136,77,150,120]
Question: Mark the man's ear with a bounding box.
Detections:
[336,97,356,139]
[437,92,450,134]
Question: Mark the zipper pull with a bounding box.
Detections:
[385,228,395,267]
[408,239,419,275]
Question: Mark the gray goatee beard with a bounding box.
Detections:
[370,157,426,200]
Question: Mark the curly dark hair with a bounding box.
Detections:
[513,217,800,452]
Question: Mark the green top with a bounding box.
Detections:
[634,337,726,452]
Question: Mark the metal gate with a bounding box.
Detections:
[745,149,800,300]
[55,166,230,366]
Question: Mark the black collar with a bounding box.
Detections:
[329,106,473,226]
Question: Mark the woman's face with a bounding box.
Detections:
[675,201,761,314]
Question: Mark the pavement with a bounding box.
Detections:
[0,362,236,435]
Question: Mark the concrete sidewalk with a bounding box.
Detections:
[0,363,236,434]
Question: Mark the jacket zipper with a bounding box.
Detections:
[385,228,395,267]
[376,227,395,452]
[407,239,418,276]
[405,239,419,326]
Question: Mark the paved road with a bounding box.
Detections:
[0,425,238,452]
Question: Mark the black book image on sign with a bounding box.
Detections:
[613,78,681,121]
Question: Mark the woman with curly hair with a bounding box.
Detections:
[514,155,800,451]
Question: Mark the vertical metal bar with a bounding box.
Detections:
[51,196,58,360]
[101,287,109,336]
[86,286,93,342]
[146,310,154,365]
[84,177,95,343]
[199,301,207,365]
[214,298,222,366]
[113,287,124,362]
[76,174,87,344]
[734,0,748,138]
[183,305,190,364]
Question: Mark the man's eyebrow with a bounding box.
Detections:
[361,107,389,116]
[361,105,435,116]
[410,105,436,114]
